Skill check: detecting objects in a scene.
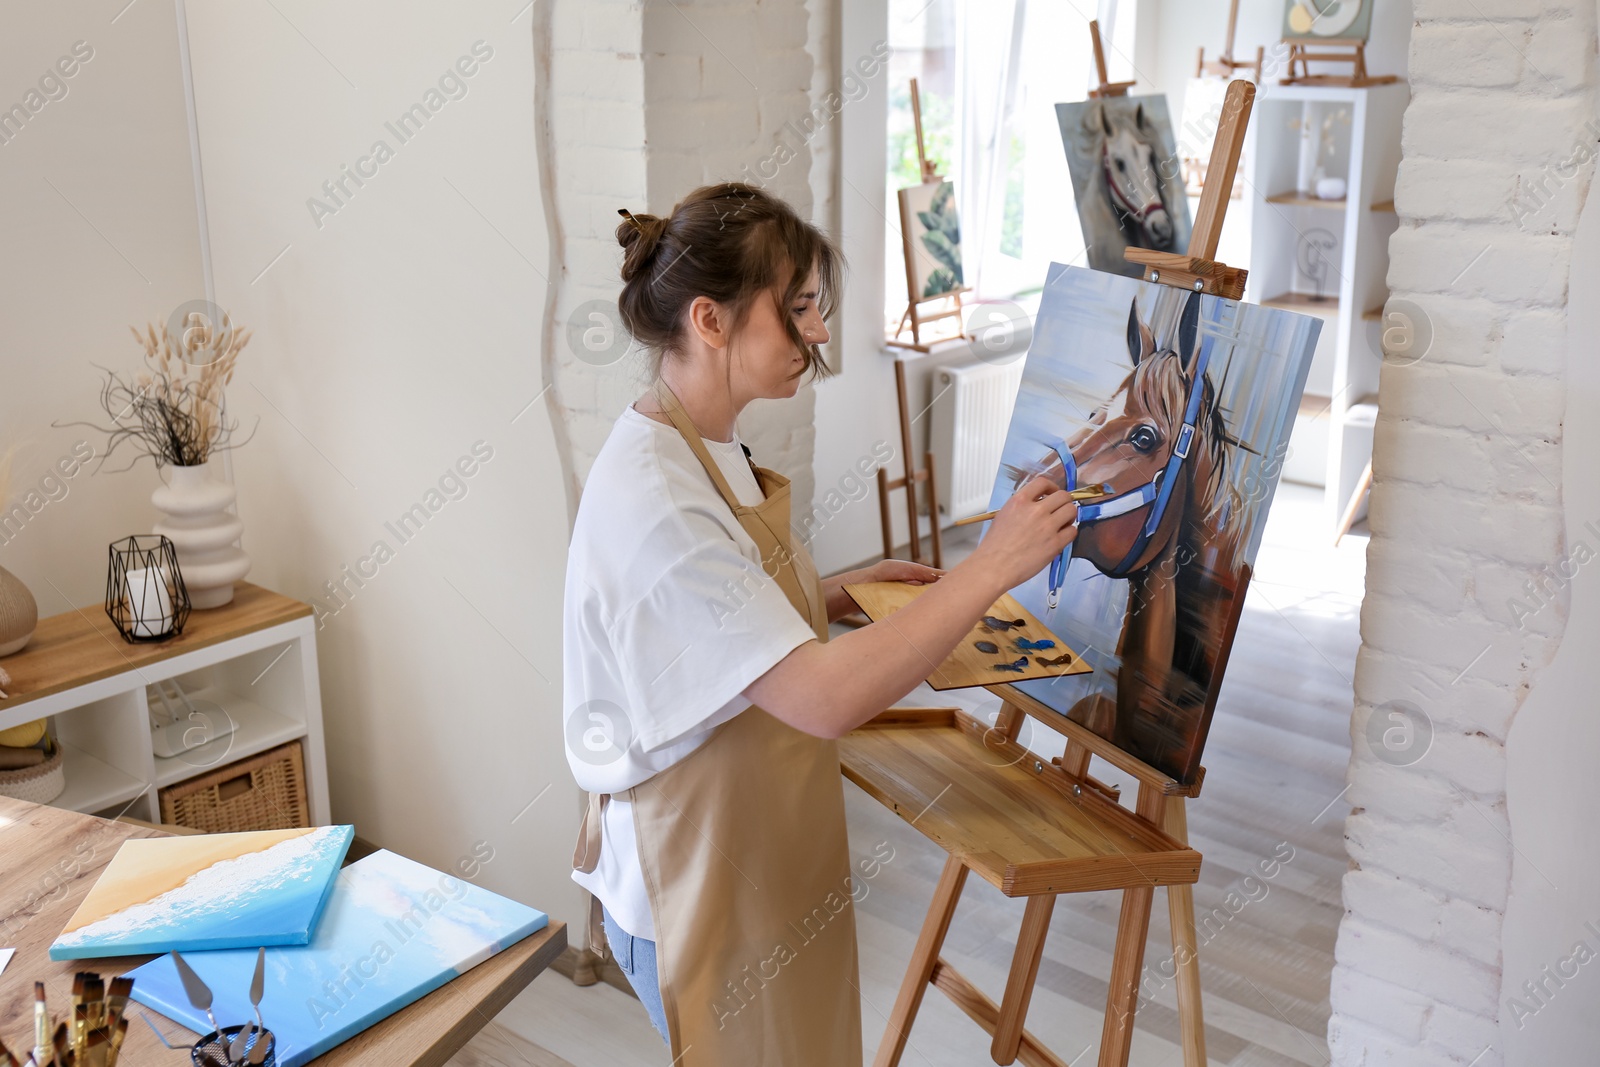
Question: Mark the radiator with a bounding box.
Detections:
[928,360,1025,521]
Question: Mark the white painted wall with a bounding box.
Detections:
[1500,80,1600,1061]
[0,0,207,612]
[181,1,580,928]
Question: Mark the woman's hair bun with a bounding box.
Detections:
[616,209,669,282]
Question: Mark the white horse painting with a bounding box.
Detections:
[1057,96,1192,279]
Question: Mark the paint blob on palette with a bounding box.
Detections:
[50,825,354,960]
[127,849,549,1067]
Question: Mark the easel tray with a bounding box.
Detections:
[842,581,1093,690]
[839,706,1200,896]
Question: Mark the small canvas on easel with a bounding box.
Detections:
[983,264,1321,783]
[1057,96,1191,279]
[898,179,964,300]
[1283,0,1374,41]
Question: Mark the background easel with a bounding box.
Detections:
[1087,19,1135,99]
[875,358,944,569]
[1196,0,1265,81]
[847,80,1261,1067]
[1280,38,1397,87]
[888,77,973,354]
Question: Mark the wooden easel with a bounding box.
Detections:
[848,80,1261,1067]
[1196,0,1265,81]
[889,78,973,353]
[875,358,944,569]
[1280,38,1398,87]
[1087,19,1136,99]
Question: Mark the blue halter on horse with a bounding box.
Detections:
[1040,334,1213,605]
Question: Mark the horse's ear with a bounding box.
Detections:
[1127,298,1156,366]
[1099,101,1114,137]
[1134,102,1147,129]
[1178,291,1202,375]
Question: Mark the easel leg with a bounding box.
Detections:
[992,894,1056,1064]
[1165,800,1207,1067]
[1099,886,1155,1067]
[875,856,968,1067]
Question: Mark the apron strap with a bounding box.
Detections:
[652,380,752,514]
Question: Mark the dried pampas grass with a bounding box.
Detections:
[58,312,258,471]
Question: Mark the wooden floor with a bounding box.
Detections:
[468,484,1364,1066]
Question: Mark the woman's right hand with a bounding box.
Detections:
[967,476,1078,593]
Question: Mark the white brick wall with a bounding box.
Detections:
[1330,4,1598,1064]
[537,0,825,520]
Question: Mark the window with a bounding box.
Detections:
[884,0,1128,324]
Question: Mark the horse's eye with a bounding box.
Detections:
[1128,425,1159,453]
[1116,160,1127,173]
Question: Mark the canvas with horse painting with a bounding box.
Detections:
[1058,96,1191,280]
[986,264,1321,783]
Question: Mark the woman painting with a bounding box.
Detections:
[563,182,1076,1064]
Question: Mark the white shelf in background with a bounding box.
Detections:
[54,742,147,815]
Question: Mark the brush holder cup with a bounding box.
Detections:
[190,1024,276,1067]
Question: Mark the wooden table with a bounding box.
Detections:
[0,798,566,1066]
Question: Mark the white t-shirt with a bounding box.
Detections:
[563,404,820,941]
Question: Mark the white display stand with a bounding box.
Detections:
[0,585,329,825]
[1244,81,1407,531]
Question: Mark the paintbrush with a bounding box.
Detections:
[951,483,1114,527]
[51,1021,69,1066]
[104,978,132,1032]
[169,951,220,1036]
[106,1018,128,1067]
[32,983,49,1067]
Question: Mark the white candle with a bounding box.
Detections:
[124,565,175,637]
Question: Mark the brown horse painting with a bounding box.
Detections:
[1009,290,1251,781]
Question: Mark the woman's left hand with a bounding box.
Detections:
[865,559,945,586]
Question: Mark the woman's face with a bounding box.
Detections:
[735,265,829,401]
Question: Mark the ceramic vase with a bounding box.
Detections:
[0,564,37,655]
[152,463,250,609]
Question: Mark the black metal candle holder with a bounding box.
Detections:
[106,534,191,643]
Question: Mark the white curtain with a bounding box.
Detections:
[953,0,1027,298]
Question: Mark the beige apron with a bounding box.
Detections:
[573,382,863,1065]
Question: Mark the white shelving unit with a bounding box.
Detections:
[0,587,329,825]
[1244,81,1407,531]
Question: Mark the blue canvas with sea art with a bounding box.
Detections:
[126,849,548,1067]
[985,264,1320,784]
[50,825,354,960]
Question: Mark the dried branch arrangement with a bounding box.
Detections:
[58,314,257,472]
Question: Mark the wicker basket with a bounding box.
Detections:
[0,737,66,804]
[159,740,309,833]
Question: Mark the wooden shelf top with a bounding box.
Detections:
[1264,190,1347,209]
[1261,291,1340,312]
[0,581,312,712]
[840,707,1201,896]
[1371,199,1395,213]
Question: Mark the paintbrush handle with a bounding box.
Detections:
[952,484,1112,527]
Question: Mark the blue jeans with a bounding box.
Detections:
[602,905,670,1044]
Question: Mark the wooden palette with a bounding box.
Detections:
[842,581,1093,690]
